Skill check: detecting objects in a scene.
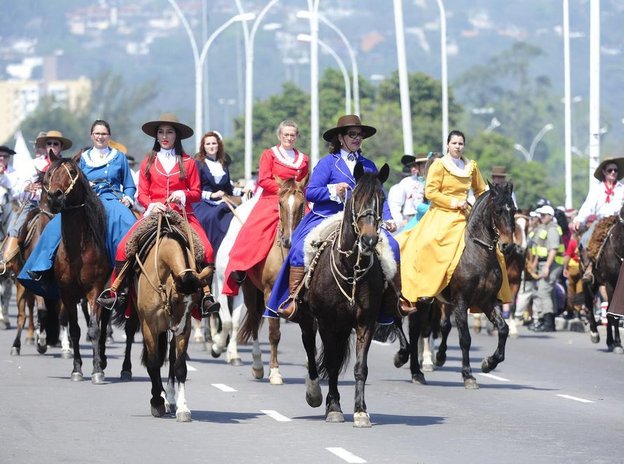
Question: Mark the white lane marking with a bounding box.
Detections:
[557,394,594,404]
[211,383,237,392]
[261,409,292,422]
[186,363,197,372]
[478,373,510,382]
[326,447,367,464]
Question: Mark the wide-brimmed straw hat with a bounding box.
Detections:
[322,114,376,142]
[109,139,127,153]
[142,113,194,140]
[490,166,509,178]
[593,157,624,181]
[35,130,73,151]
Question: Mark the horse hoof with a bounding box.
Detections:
[464,378,479,389]
[393,351,408,368]
[422,362,434,373]
[269,368,283,385]
[411,373,427,385]
[36,342,47,354]
[176,410,192,422]
[353,412,372,428]
[305,377,322,408]
[151,404,166,418]
[481,358,493,373]
[326,411,344,423]
[61,349,72,359]
[613,346,624,355]
[211,347,222,358]
[71,372,84,382]
[228,358,243,367]
[91,373,105,384]
[10,346,19,356]
[120,370,132,381]
[252,367,264,380]
[590,332,600,344]
[106,336,114,346]
[435,354,447,367]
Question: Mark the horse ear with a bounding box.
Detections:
[297,171,310,189]
[378,163,390,184]
[71,149,84,163]
[275,175,285,187]
[354,161,364,181]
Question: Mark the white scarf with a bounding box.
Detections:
[157,148,177,173]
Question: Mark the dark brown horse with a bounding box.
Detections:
[298,163,390,428]
[44,157,112,383]
[396,182,516,389]
[237,176,308,384]
[582,210,623,352]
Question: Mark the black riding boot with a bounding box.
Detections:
[97,261,130,311]
[201,271,220,317]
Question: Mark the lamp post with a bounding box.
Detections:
[166,0,254,148]
[513,123,554,162]
[435,0,448,151]
[236,0,281,182]
[296,10,360,116]
[392,0,413,156]
[297,34,351,114]
[304,0,321,167]
[588,0,600,186]
[563,0,573,208]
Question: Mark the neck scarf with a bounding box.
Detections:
[604,181,615,203]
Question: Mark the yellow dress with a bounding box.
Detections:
[398,155,510,302]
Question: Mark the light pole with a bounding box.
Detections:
[304,0,321,167]
[166,0,254,148]
[296,10,360,116]
[218,98,236,136]
[393,0,413,156]
[297,34,351,114]
[588,0,601,185]
[563,0,572,208]
[513,123,554,162]
[435,0,448,151]
[236,0,281,182]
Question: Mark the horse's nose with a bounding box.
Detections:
[47,189,64,209]
[361,235,378,252]
[282,237,291,248]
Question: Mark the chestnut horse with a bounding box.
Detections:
[237,176,308,384]
[122,210,208,421]
[298,164,390,428]
[44,157,112,383]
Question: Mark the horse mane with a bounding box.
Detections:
[467,183,513,236]
[586,215,619,261]
[53,158,107,254]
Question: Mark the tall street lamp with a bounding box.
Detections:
[513,123,554,162]
[236,0,281,182]
[167,0,254,148]
[588,0,601,185]
[296,10,360,115]
[298,34,351,114]
[435,0,448,151]
[393,0,413,157]
[563,0,573,208]
[305,0,321,167]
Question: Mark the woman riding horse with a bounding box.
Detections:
[19,122,136,297]
[222,120,309,297]
[265,114,411,321]
[97,113,219,318]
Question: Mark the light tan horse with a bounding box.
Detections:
[238,176,308,384]
[123,211,208,421]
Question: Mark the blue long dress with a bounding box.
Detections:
[192,159,234,254]
[18,148,137,298]
[265,151,399,322]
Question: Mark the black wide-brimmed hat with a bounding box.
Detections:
[401,153,429,167]
[0,145,16,156]
[594,156,624,181]
[142,113,194,140]
[322,114,376,142]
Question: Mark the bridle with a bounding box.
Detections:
[276,187,305,255]
[469,193,514,252]
[44,162,84,210]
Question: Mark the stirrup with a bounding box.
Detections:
[27,270,43,282]
[277,297,298,321]
[399,296,417,317]
[201,294,221,317]
[97,289,126,311]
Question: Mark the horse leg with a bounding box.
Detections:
[121,312,137,381]
[408,309,428,385]
[65,303,84,382]
[26,294,35,345]
[268,318,283,385]
[481,306,509,373]
[322,328,348,423]
[300,313,321,408]
[454,303,478,389]
[88,300,107,384]
[171,326,192,422]
[421,333,435,372]
[226,296,243,366]
[59,314,72,359]
[11,286,28,355]
[435,306,452,367]
[353,324,374,428]
[393,318,410,368]
[611,316,623,354]
[35,299,48,355]
[583,282,600,344]
[143,322,166,417]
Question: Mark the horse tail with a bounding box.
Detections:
[373,323,399,343]
[141,331,167,368]
[110,305,139,332]
[317,332,352,380]
[237,288,264,345]
[237,308,254,344]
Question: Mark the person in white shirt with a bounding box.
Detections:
[387,153,428,232]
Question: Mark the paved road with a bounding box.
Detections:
[1,301,623,464]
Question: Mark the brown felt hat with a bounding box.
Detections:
[594,157,624,181]
[322,115,376,142]
[142,113,194,140]
[491,166,508,178]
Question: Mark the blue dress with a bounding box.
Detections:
[18,148,136,298]
[265,151,399,321]
[192,159,234,254]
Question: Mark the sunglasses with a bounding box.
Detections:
[606,168,618,173]
[46,141,61,147]
[346,131,363,139]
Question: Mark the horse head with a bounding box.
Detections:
[346,163,388,255]
[44,157,85,213]
[275,175,307,249]
[487,181,517,251]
